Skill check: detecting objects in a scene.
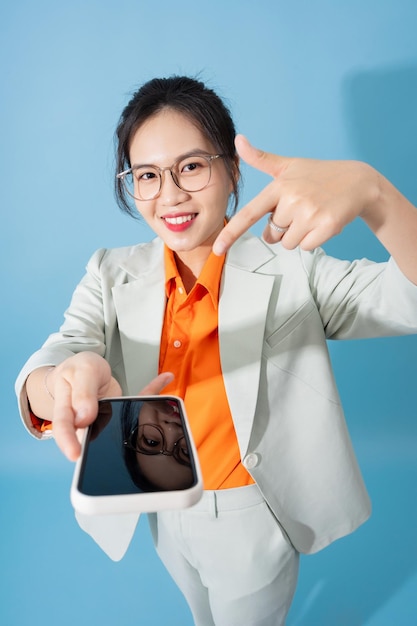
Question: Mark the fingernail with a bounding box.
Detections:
[74,408,88,425]
[213,241,226,256]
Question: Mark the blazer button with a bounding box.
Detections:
[243,453,259,470]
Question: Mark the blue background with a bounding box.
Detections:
[1,1,417,624]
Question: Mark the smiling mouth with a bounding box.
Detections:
[162,213,197,225]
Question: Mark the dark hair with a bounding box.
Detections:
[115,76,240,218]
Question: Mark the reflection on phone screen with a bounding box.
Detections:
[78,398,197,496]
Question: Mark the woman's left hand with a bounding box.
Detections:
[212,134,379,255]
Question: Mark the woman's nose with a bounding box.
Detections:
[162,423,183,450]
[159,170,189,204]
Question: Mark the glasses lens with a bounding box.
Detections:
[176,155,211,192]
[137,424,164,454]
[122,166,161,201]
[131,425,191,466]
[174,436,191,466]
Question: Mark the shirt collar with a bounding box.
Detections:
[163,245,225,309]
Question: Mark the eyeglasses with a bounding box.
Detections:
[124,424,191,467]
[117,153,223,201]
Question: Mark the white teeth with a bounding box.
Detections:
[163,214,196,225]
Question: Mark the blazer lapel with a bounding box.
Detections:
[219,235,277,456]
[112,239,166,394]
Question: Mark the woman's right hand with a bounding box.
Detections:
[48,352,122,461]
[26,352,174,461]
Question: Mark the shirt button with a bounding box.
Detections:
[178,287,184,294]
[173,340,182,348]
[243,453,260,470]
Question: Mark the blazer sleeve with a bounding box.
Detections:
[15,248,110,438]
[303,250,417,339]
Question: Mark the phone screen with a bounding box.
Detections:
[76,397,199,496]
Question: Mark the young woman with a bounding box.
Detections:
[16,76,417,625]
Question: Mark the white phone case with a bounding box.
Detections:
[71,395,203,516]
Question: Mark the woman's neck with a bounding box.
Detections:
[174,247,211,293]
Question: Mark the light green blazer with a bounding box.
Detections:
[16,233,417,560]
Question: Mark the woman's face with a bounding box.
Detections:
[128,109,234,263]
[135,400,193,490]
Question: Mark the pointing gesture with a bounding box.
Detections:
[212,134,376,255]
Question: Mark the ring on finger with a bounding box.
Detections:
[268,214,289,233]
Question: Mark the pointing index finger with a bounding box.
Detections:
[213,182,280,255]
[212,136,292,255]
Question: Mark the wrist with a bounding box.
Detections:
[44,366,56,400]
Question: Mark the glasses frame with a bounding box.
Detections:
[124,424,191,467]
[117,153,223,201]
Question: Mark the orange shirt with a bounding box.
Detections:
[159,246,254,490]
[30,410,52,432]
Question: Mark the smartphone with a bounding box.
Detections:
[71,396,203,516]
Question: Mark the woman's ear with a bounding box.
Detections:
[231,154,240,191]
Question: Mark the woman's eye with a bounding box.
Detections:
[137,171,157,181]
[140,435,160,448]
[182,161,201,173]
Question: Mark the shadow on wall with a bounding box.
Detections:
[343,61,417,204]
[325,61,417,263]
[289,62,417,626]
